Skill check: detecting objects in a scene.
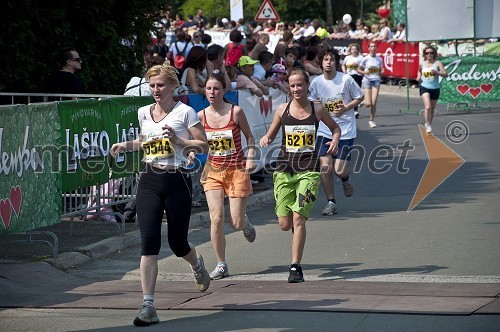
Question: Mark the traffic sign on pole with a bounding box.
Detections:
[255,0,280,21]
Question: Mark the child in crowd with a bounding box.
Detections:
[271,64,286,84]
[270,64,289,93]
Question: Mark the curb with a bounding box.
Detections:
[46,188,274,270]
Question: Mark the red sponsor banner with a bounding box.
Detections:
[362,40,420,80]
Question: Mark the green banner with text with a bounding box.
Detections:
[59,97,153,191]
[59,99,111,192]
[108,96,152,179]
[0,104,61,235]
[440,55,500,103]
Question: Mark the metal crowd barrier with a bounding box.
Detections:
[63,174,139,236]
[0,92,206,257]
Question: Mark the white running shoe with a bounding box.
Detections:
[368,120,377,128]
[210,264,229,280]
[354,111,359,118]
[425,123,432,134]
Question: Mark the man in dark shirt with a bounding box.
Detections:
[194,9,207,28]
[180,15,197,29]
[151,32,169,58]
[46,47,84,95]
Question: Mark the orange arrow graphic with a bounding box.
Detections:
[408,125,465,211]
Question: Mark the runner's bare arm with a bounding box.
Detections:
[260,103,285,147]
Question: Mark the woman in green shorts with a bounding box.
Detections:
[260,68,341,283]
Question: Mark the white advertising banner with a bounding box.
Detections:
[230,0,244,22]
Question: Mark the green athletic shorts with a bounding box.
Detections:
[273,171,320,219]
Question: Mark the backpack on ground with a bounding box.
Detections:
[174,42,188,69]
[225,43,244,67]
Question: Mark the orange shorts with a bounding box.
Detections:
[200,163,253,198]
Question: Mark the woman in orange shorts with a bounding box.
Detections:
[198,73,257,280]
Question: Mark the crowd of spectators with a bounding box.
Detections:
[140,8,414,97]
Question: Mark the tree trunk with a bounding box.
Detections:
[326,0,333,25]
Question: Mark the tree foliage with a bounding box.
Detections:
[0,0,166,94]
[178,0,380,26]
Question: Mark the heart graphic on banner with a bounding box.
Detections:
[480,83,493,94]
[456,84,469,95]
[10,185,22,216]
[0,199,12,230]
[468,87,481,98]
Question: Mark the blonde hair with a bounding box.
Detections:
[146,64,180,87]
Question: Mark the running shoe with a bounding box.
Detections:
[425,123,432,134]
[242,214,256,242]
[133,302,159,326]
[321,201,337,216]
[288,264,304,283]
[342,180,354,197]
[193,253,210,292]
[354,111,360,118]
[210,264,229,280]
[368,120,377,128]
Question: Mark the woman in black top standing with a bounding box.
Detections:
[260,68,341,283]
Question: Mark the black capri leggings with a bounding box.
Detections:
[136,165,193,257]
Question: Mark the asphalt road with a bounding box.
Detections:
[2,88,500,331]
[68,91,500,283]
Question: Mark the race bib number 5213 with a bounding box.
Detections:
[284,125,316,153]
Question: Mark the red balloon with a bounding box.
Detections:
[378,8,390,18]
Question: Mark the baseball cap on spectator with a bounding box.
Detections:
[271,64,286,74]
[237,56,259,67]
[304,19,311,24]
